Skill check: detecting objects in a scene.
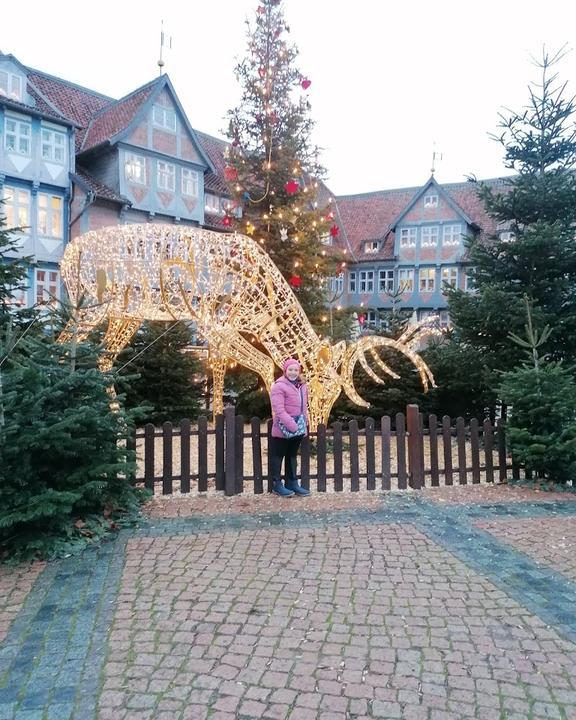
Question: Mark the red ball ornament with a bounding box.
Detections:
[289,274,302,289]
[329,224,339,238]
[284,180,299,195]
[301,78,311,90]
[358,313,366,326]
[224,166,238,182]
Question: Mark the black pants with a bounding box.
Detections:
[269,436,304,483]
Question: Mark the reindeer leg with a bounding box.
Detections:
[58,304,108,345]
[100,316,142,372]
[210,355,227,419]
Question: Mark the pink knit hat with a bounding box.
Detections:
[283,358,300,374]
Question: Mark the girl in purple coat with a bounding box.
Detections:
[269,358,311,497]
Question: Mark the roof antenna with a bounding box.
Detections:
[431,141,442,175]
[158,20,172,75]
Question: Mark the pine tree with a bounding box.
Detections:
[117,321,205,425]
[224,0,342,323]
[499,298,576,482]
[0,199,32,322]
[447,48,576,401]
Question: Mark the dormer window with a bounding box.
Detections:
[364,240,379,254]
[0,70,23,101]
[424,194,438,208]
[153,105,176,132]
[205,193,223,215]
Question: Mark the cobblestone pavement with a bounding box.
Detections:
[2,489,576,719]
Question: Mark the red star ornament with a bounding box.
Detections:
[284,180,299,195]
[329,224,339,238]
[224,166,238,182]
[222,215,232,227]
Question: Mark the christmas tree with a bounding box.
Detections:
[224,0,343,323]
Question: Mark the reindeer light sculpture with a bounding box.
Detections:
[60,224,439,429]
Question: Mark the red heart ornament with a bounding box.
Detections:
[301,78,311,90]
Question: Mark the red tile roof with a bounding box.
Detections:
[26,70,112,150]
[194,130,229,194]
[332,178,506,261]
[72,167,129,204]
[80,80,158,153]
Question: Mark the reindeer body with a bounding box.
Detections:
[61,224,436,428]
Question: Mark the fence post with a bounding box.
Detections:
[224,406,237,496]
[406,404,424,490]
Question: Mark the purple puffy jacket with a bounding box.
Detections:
[270,376,309,438]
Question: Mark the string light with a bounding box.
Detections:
[59,224,438,429]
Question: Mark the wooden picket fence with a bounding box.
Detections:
[130,405,518,496]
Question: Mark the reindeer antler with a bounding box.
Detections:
[339,322,441,407]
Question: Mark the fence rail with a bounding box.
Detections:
[132,405,516,496]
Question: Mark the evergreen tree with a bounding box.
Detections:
[447,48,576,402]
[499,298,576,482]
[0,199,32,321]
[224,0,342,323]
[117,321,204,425]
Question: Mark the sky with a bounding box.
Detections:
[2,0,576,196]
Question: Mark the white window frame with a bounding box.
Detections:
[153,105,177,132]
[419,267,436,292]
[378,269,394,293]
[443,224,462,246]
[157,161,175,191]
[4,115,31,156]
[35,268,60,307]
[441,266,458,288]
[439,310,451,329]
[424,194,438,208]
[2,186,31,232]
[421,226,439,247]
[328,274,343,294]
[204,193,222,214]
[364,240,379,254]
[398,269,414,293]
[41,126,66,163]
[0,70,23,101]
[400,227,416,247]
[366,309,378,328]
[359,270,374,293]
[37,193,63,239]
[348,271,357,293]
[181,168,199,197]
[419,309,436,322]
[125,153,146,184]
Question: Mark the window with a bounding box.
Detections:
[366,309,378,327]
[500,230,516,243]
[378,269,394,293]
[441,266,458,288]
[181,168,199,197]
[320,233,332,246]
[419,267,435,292]
[359,270,374,293]
[364,240,379,254]
[153,105,176,131]
[204,193,222,214]
[419,309,436,322]
[4,116,31,156]
[465,269,476,292]
[424,194,438,208]
[125,153,146,184]
[157,161,175,191]
[348,271,357,293]
[8,286,27,307]
[41,127,66,163]
[38,194,63,238]
[35,269,59,306]
[439,310,451,329]
[400,227,416,247]
[3,186,30,230]
[443,224,462,246]
[398,269,414,293]
[328,274,343,294]
[421,226,439,247]
[0,70,22,101]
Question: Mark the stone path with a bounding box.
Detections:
[2,489,576,719]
